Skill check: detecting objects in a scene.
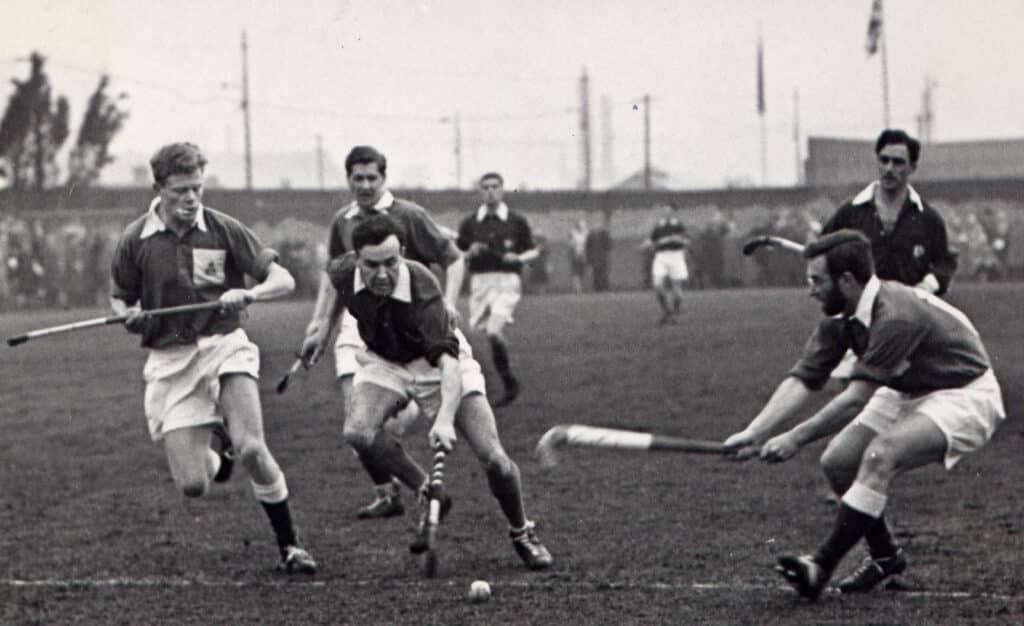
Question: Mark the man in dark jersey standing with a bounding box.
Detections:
[724,231,1004,600]
[456,172,538,407]
[644,205,689,325]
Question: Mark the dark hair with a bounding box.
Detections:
[804,229,874,284]
[479,172,503,186]
[150,143,207,186]
[345,145,387,177]
[351,214,405,252]
[875,129,921,165]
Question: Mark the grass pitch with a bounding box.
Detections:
[2,285,1023,624]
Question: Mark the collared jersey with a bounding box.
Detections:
[327,254,459,366]
[456,204,535,274]
[650,217,688,251]
[822,183,957,294]
[326,192,459,268]
[111,202,277,349]
[789,277,990,394]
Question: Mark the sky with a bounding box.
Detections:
[4,0,1024,190]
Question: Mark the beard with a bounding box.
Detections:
[820,283,847,316]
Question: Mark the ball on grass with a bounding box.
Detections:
[467,580,491,603]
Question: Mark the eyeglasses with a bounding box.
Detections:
[878,155,908,166]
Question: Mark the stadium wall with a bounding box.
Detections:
[1,179,1023,310]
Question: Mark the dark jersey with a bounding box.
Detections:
[111,203,277,349]
[822,185,957,294]
[456,206,535,274]
[789,278,990,394]
[326,194,459,269]
[650,217,688,252]
[327,254,459,366]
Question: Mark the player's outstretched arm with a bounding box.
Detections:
[760,379,878,463]
[428,353,461,452]
[220,262,294,311]
[724,376,814,458]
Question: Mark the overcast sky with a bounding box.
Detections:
[5,0,1023,190]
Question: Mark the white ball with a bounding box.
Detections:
[467,580,491,602]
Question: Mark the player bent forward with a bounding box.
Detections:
[306,215,554,570]
[110,142,317,573]
[724,230,1004,600]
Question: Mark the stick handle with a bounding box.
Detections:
[649,435,730,454]
[6,301,224,347]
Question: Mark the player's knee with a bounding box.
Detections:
[820,444,857,490]
[343,421,375,450]
[860,437,899,478]
[480,448,516,478]
[234,434,269,466]
[179,477,209,498]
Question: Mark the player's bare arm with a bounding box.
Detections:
[724,376,814,458]
[760,379,879,463]
[428,353,462,452]
[220,262,294,312]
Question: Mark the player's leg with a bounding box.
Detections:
[335,320,408,518]
[487,279,522,406]
[220,373,317,573]
[455,393,553,570]
[811,415,944,588]
[651,255,673,324]
[345,380,428,493]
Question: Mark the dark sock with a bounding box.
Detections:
[364,432,427,492]
[489,336,513,383]
[656,291,669,314]
[356,448,396,486]
[260,499,298,551]
[813,503,877,573]
[864,515,900,558]
[672,294,682,314]
[485,460,526,530]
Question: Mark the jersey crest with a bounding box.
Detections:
[193,248,227,287]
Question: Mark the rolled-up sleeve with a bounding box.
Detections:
[222,217,277,281]
[787,319,850,390]
[110,235,140,304]
[415,293,459,366]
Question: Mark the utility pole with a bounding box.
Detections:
[916,76,937,142]
[315,133,325,190]
[440,113,462,188]
[643,93,651,191]
[579,68,592,190]
[600,95,614,187]
[241,30,253,190]
[793,89,802,185]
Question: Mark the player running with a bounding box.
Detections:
[110,142,317,573]
[301,145,466,519]
[724,230,1004,599]
[644,205,689,325]
[307,215,554,571]
[455,172,539,407]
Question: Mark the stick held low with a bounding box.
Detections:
[6,301,224,347]
[741,235,806,256]
[535,424,729,469]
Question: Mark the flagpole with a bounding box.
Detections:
[880,3,891,126]
[757,23,767,185]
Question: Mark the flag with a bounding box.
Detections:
[756,35,765,115]
[865,0,883,56]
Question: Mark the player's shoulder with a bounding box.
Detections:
[406,259,443,294]
[119,212,149,240]
[390,196,430,217]
[326,252,358,290]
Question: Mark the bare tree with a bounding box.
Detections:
[0,52,70,190]
[67,75,130,189]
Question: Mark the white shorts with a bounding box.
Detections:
[468,272,521,334]
[352,345,487,424]
[851,369,1005,469]
[142,329,261,442]
[652,250,689,284]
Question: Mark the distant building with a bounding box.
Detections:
[805,136,1024,186]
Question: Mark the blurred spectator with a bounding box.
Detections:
[586,214,613,292]
[569,218,589,293]
[526,229,551,294]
